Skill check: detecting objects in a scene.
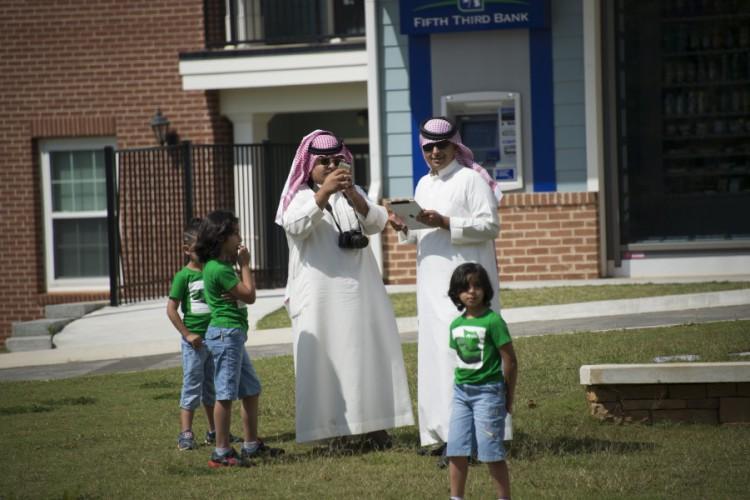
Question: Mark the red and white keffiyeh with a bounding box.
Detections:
[275,130,353,225]
[420,117,503,202]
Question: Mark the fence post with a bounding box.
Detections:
[104,146,120,306]
[181,141,194,226]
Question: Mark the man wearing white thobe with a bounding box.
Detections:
[389,117,502,450]
[278,130,414,444]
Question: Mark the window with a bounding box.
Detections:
[40,138,114,290]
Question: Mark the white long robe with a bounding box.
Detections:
[401,161,500,446]
[282,185,415,443]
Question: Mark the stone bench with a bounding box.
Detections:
[579,362,750,425]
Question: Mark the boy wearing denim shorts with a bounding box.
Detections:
[196,210,283,468]
[166,219,217,451]
[446,262,518,500]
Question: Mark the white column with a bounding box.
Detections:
[583,0,607,277]
[227,114,257,267]
[365,0,384,274]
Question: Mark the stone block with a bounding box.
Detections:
[586,386,618,402]
[652,409,718,425]
[613,384,668,400]
[719,397,750,424]
[706,383,737,397]
[580,362,750,385]
[687,398,719,409]
[668,383,706,399]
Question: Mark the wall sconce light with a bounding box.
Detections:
[150,109,179,146]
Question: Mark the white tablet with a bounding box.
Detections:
[389,199,430,230]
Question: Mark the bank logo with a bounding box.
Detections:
[459,0,484,12]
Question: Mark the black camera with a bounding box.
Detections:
[338,230,369,249]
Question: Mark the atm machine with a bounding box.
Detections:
[441,91,523,191]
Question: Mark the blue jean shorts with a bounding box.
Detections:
[204,326,261,401]
[179,341,216,410]
[446,382,507,462]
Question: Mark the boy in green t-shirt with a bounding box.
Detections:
[446,263,518,500]
[167,218,218,451]
[195,210,284,468]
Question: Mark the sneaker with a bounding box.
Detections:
[177,430,197,451]
[205,431,243,445]
[207,448,251,468]
[240,440,285,459]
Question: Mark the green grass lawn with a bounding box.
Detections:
[256,281,750,330]
[1,321,749,498]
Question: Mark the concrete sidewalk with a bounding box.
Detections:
[3,303,750,382]
[1,276,749,375]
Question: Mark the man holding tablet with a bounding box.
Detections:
[388,116,503,465]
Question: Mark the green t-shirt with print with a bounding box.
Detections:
[449,309,512,385]
[203,259,248,331]
[168,266,211,336]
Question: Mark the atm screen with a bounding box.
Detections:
[456,114,499,168]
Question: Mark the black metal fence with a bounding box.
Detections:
[204,0,365,48]
[105,142,298,305]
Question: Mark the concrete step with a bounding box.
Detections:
[45,301,106,319]
[6,335,54,352]
[7,318,74,353]
[12,318,73,338]
[6,301,106,353]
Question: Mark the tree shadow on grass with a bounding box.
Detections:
[164,463,218,477]
[508,431,656,461]
[0,396,96,416]
[139,379,175,390]
[220,431,419,466]
[152,392,179,401]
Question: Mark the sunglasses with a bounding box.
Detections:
[318,156,344,167]
[422,140,452,153]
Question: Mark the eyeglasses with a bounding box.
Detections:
[422,140,452,153]
[318,156,344,167]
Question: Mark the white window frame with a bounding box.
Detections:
[40,137,116,292]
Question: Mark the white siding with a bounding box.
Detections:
[380,0,413,198]
[552,0,587,192]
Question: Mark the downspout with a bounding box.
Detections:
[365,0,384,273]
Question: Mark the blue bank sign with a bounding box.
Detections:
[400,0,549,34]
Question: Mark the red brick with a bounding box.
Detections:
[668,384,707,399]
[622,410,651,423]
[622,399,687,410]
[719,397,750,423]
[586,386,618,402]
[652,409,718,424]
[589,402,622,419]
[687,398,719,409]
[707,383,737,397]
[613,384,668,400]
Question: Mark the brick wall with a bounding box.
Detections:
[382,192,601,285]
[586,383,750,424]
[0,0,230,347]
